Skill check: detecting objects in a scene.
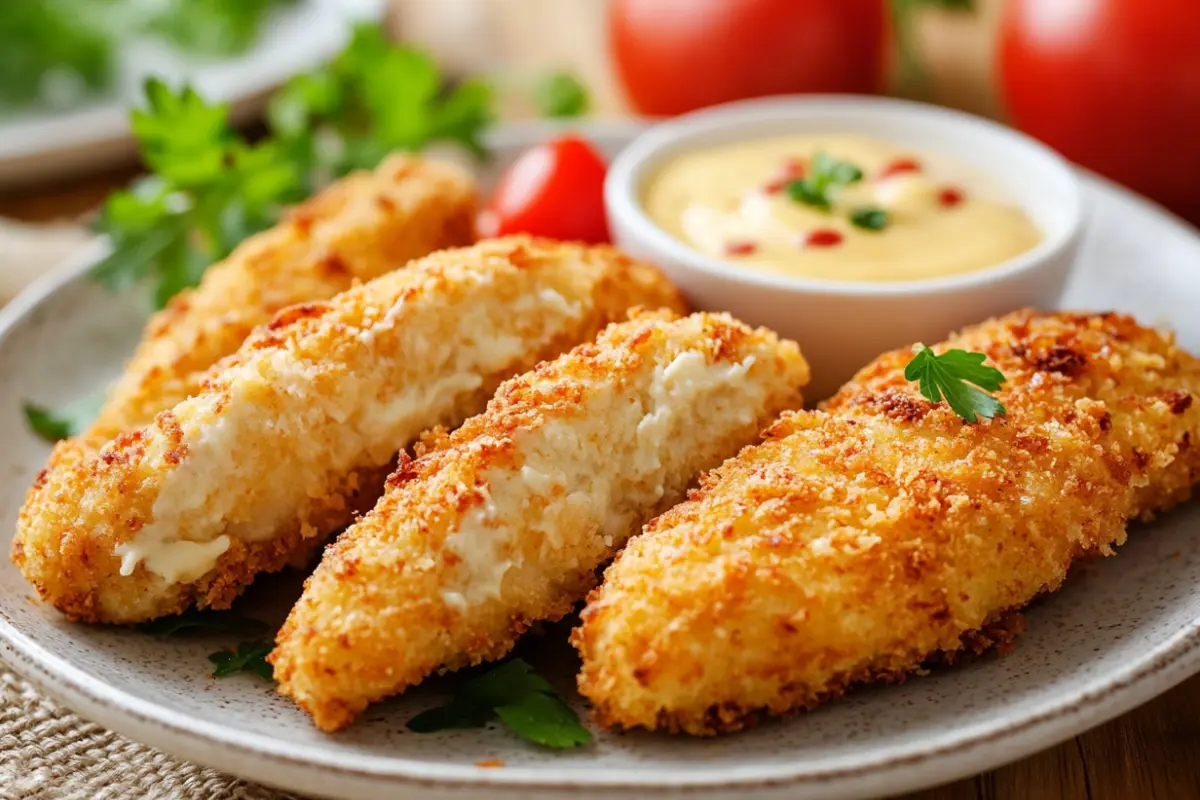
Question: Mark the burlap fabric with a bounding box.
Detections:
[0,669,296,800]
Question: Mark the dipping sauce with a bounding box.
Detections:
[641,134,1044,283]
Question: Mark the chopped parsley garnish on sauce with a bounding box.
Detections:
[905,344,1007,423]
[408,659,592,749]
[850,206,889,231]
[786,151,864,211]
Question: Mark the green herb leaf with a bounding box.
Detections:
[459,658,555,707]
[139,609,271,638]
[534,72,589,119]
[811,152,864,186]
[431,79,494,159]
[22,391,106,444]
[850,206,889,231]
[0,0,114,113]
[90,23,494,312]
[495,692,593,749]
[22,405,72,443]
[266,69,342,139]
[407,659,590,749]
[904,344,1007,423]
[786,151,864,212]
[131,79,233,189]
[142,0,300,57]
[407,697,492,733]
[208,641,274,680]
[786,179,831,211]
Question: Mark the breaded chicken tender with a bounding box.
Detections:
[13,237,684,624]
[271,311,809,731]
[574,310,1200,735]
[84,155,477,447]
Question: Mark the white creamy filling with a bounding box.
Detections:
[114,536,231,584]
[115,274,582,585]
[439,348,761,608]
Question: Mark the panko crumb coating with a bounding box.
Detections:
[84,154,478,447]
[13,237,684,624]
[271,311,808,731]
[574,310,1200,735]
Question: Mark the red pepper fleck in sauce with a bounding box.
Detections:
[938,187,966,208]
[782,157,806,178]
[878,158,922,180]
[763,158,807,193]
[725,240,759,256]
[805,228,844,248]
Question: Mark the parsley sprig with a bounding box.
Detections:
[22,390,106,444]
[408,659,592,749]
[850,206,889,231]
[787,151,863,211]
[905,344,1007,422]
[208,641,274,680]
[94,24,493,312]
[138,608,271,638]
[23,23,494,444]
[533,72,589,119]
[267,23,493,180]
[91,78,305,309]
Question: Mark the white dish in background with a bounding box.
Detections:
[606,97,1083,399]
[0,0,384,188]
[0,122,1199,800]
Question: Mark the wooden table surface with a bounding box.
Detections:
[4,166,1198,800]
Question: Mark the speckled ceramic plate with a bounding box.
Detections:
[2,123,1200,800]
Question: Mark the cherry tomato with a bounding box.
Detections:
[609,0,888,117]
[1000,0,1200,223]
[480,134,610,244]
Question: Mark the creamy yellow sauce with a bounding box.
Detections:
[641,134,1044,283]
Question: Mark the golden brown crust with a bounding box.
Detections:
[573,310,1200,735]
[271,311,808,731]
[84,155,478,447]
[13,237,685,624]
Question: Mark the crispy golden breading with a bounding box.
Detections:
[573,310,1200,735]
[84,155,477,447]
[271,311,809,731]
[13,237,685,624]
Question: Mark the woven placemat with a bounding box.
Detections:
[0,668,297,800]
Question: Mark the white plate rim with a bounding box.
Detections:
[2,126,1200,797]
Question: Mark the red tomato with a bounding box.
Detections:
[1000,0,1200,223]
[609,0,888,117]
[480,134,610,244]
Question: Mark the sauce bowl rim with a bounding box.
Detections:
[604,94,1084,299]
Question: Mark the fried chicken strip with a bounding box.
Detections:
[271,311,809,731]
[85,154,477,447]
[13,237,684,624]
[574,310,1200,735]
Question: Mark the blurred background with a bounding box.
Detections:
[0,0,1197,301]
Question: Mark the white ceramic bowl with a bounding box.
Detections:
[605,96,1084,399]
